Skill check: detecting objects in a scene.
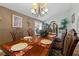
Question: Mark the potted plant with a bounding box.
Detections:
[59,18,69,30]
[40,29,48,38]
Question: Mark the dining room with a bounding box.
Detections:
[0,3,79,56]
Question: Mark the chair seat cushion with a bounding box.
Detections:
[53,42,62,49]
[49,49,62,56]
[54,37,62,42]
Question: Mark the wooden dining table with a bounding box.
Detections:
[1,35,56,56]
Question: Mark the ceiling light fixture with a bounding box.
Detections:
[31,3,48,17]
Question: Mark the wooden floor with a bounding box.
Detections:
[73,42,79,56]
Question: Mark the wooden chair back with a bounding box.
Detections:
[61,29,67,53]
[10,28,24,41]
[68,33,79,55]
[49,21,58,36]
[48,29,67,55]
[27,28,35,37]
[63,29,79,56]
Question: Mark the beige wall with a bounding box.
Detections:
[0,6,36,45]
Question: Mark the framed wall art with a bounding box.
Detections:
[71,13,75,23]
[12,14,22,28]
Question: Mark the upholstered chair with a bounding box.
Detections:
[52,29,67,50]
[10,28,24,41]
[27,28,35,37]
[48,29,79,56]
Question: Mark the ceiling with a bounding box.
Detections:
[0,3,72,21]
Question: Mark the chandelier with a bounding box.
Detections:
[31,3,48,17]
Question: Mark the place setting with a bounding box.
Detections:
[9,42,33,56]
[38,39,52,48]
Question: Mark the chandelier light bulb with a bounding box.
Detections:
[41,11,45,15]
[44,8,48,12]
[31,9,35,13]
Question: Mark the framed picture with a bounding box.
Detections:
[77,17,79,33]
[12,14,22,28]
[71,13,75,23]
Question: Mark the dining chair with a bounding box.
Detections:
[10,28,24,41]
[67,29,79,56]
[48,29,79,56]
[52,29,67,50]
[0,46,10,56]
[49,21,58,36]
[63,29,79,56]
[27,28,35,37]
[68,36,79,56]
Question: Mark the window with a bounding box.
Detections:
[35,21,42,35]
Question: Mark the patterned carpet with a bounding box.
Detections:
[73,42,79,56]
